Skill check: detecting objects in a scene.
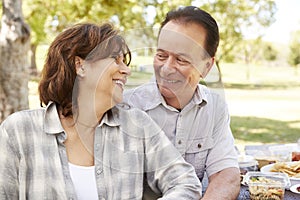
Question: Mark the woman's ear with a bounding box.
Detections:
[75,56,85,77]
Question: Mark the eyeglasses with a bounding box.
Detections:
[110,52,131,66]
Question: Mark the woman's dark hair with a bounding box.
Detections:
[159,6,219,57]
[38,23,131,117]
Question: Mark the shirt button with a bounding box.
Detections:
[198,143,202,148]
[96,169,102,175]
[95,143,100,151]
[178,140,182,145]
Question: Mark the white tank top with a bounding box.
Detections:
[68,163,98,200]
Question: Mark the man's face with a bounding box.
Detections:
[154,21,213,108]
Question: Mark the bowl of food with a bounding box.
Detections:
[260,161,300,186]
[244,172,290,200]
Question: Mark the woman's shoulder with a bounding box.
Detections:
[1,108,45,128]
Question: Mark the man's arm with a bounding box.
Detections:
[201,167,240,200]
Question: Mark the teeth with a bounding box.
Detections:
[166,80,177,83]
[115,80,124,88]
[162,78,177,83]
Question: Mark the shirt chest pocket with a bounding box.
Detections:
[184,138,213,179]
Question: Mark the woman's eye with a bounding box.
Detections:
[116,56,122,64]
[112,55,122,64]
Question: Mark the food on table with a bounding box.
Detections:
[248,177,284,200]
[255,157,276,170]
[270,161,300,178]
[292,152,300,161]
[297,186,300,192]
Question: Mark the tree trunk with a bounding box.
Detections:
[30,43,38,75]
[215,59,223,83]
[0,0,31,123]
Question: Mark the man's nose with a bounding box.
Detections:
[161,57,177,74]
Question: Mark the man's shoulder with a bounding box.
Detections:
[114,103,151,121]
[113,104,161,135]
[124,82,156,97]
[123,82,159,109]
[197,84,226,103]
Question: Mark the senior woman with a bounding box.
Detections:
[0,23,201,199]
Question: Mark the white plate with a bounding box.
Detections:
[260,162,300,186]
[290,184,300,194]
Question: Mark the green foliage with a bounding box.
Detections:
[263,43,277,61]
[235,38,263,64]
[22,0,138,44]
[288,30,300,67]
[233,39,279,64]
[23,0,49,45]
[21,0,277,68]
[200,0,277,64]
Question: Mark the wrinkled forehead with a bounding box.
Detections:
[158,28,210,61]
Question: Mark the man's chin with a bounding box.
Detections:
[159,86,178,99]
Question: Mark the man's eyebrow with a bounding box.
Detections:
[156,49,192,59]
[156,48,166,52]
[176,53,192,60]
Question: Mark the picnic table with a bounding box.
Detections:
[241,143,299,199]
[202,143,300,199]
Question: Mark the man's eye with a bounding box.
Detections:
[156,53,167,60]
[177,57,190,65]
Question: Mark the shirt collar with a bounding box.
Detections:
[143,82,208,111]
[129,81,164,111]
[98,107,120,127]
[192,84,208,106]
[44,102,64,134]
[44,102,121,135]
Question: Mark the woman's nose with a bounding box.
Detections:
[120,62,131,76]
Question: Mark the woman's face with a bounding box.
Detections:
[78,53,131,109]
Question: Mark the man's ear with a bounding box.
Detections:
[201,57,214,78]
[75,56,85,77]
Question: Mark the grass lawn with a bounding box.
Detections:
[220,63,300,150]
[31,50,300,149]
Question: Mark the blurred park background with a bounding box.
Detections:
[1,0,300,150]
